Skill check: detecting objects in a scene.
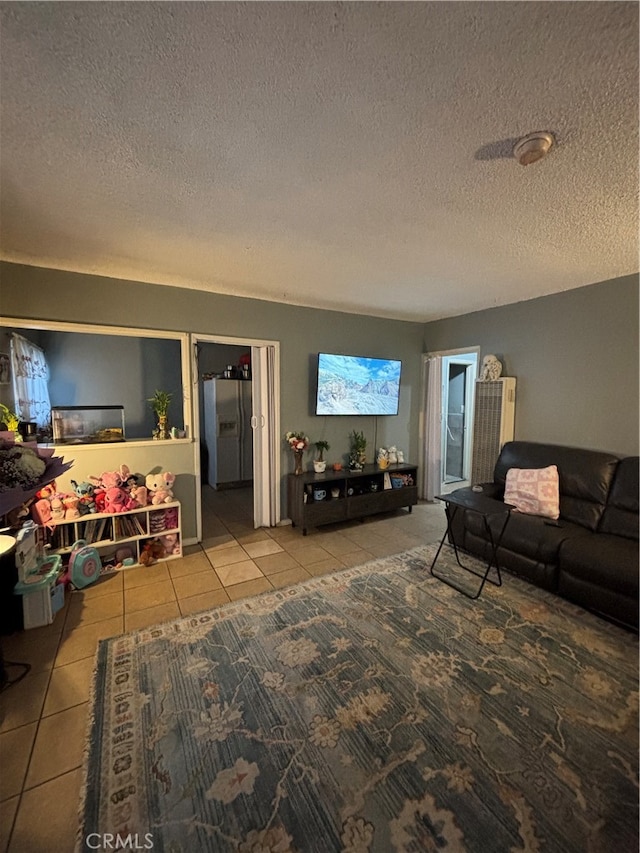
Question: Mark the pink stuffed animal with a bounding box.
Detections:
[90,470,123,491]
[145,472,176,505]
[104,486,136,514]
[31,498,54,529]
[130,485,148,507]
[63,495,81,520]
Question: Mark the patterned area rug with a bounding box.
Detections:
[77,545,639,852]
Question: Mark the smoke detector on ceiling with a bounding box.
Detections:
[513,131,555,166]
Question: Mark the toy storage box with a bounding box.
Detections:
[14,554,64,629]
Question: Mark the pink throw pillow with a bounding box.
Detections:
[503,465,560,519]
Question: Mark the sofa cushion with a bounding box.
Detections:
[504,465,560,519]
[560,532,639,599]
[464,508,585,564]
[599,457,639,541]
[494,442,620,531]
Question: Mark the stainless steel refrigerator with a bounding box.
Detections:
[203,378,253,488]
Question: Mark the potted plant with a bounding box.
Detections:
[349,430,367,470]
[313,440,330,473]
[0,403,20,436]
[148,390,172,440]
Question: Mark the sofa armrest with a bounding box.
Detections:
[479,482,504,500]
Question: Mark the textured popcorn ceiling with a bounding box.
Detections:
[0,1,637,321]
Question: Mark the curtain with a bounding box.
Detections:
[419,355,442,502]
[10,333,51,429]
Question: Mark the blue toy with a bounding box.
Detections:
[70,480,96,515]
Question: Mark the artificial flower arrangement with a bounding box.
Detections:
[0,437,74,520]
[285,431,309,475]
[284,431,309,452]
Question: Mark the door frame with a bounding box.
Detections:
[441,354,477,486]
[420,346,480,498]
[191,333,281,539]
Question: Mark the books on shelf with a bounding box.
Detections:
[113,513,148,539]
[39,502,181,564]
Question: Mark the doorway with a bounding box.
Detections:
[419,347,479,501]
[192,334,280,541]
[441,354,477,487]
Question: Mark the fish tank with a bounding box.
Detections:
[51,405,125,444]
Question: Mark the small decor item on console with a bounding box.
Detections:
[479,354,503,381]
[349,430,367,470]
[313,441,330,473]
[285,431,309,475]
[377,448,389,469]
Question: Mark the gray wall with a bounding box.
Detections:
[423,274,639,456]
[42,331,183,438]
[1,262,425,507]
[2,261,637,520]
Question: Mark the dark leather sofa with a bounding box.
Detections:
[448,441,639,630]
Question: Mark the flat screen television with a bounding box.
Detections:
[315,353,401,416]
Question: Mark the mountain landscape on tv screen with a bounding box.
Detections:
[316,355,401,415]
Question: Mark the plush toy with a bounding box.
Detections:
[158,532,180,556]
[139,539,166,566]
[35,481,57,500]
[71,480,96,515]
[90,469,124,491]
[104,486,137,514]
[121,465,145,490]
[31,498,54,528]
[50,496,65,521]
[63,495,81,520]
[145,472,176,505]
[129,485,148,508]
[94,490,107,514]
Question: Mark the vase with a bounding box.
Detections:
[155,415,170,440]
[293,449,304,475]
[313,460,326,473]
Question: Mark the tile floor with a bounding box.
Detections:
[0,487,446,852]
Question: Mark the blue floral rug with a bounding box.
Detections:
[77,545,638,852]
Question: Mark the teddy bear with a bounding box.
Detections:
[139,539,166,566]
[129,485,148,508]
[158,532,180,556]
[145,472,176,505]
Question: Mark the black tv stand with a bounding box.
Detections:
[287,463,418,535]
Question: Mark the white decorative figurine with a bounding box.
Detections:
[480,354,503,381]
